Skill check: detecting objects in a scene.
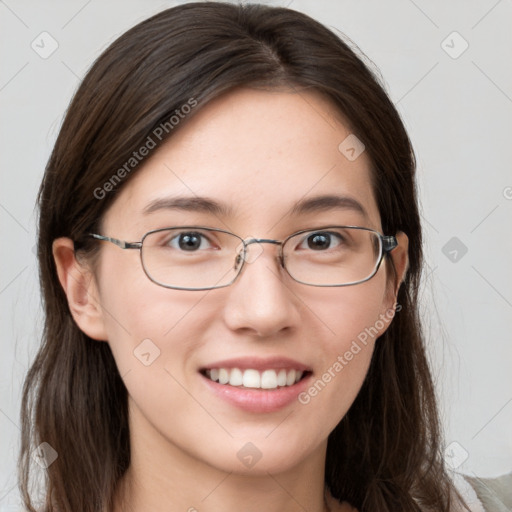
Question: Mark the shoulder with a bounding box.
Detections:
[449,471,487,512]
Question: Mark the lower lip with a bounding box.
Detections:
[200,372,311,413]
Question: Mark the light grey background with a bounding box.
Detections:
[1,0,511,509]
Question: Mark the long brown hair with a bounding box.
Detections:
[20,2,470,511]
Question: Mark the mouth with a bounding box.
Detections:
[200,367,310,390]
[198,356,313,412]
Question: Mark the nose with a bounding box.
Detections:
[221,240,301,338]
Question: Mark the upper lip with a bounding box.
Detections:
[200,356,312,372]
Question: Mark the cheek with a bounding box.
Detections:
[308,271,390,352]
[299,275,390,420]
[96,255,210,375]
[97,269,214,437]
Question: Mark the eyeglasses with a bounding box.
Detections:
[87,225,397,290]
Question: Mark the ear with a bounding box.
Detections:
[52,237,108,341]
[383,230,409,314]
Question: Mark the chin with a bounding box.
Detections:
[195,434,322,476]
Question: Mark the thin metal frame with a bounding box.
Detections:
[88,225,398,290]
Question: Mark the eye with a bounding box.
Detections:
[167,231,214,251]
[298,231,343,251]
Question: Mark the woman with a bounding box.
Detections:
[19,2,472,511]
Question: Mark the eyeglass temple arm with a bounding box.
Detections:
[88,233,141,250]
[382,235,398,254]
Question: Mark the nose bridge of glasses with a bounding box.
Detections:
[239,238,283,265]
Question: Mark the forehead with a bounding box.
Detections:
[103,87,381,235]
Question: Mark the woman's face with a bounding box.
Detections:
[68,87,407,476]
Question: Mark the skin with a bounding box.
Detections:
[53,87,408,512]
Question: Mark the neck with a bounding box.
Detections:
[115,469,330,512]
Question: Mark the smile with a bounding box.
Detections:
[203,368,306,389]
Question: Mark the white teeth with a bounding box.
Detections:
[286,369,296,386]
[205,367,305,389]
[218,368,229,385]
[229,368,243,386]
[261,370,277,389]
[242,369,260,388]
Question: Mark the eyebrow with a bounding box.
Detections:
[143,196,233,217]
[142,194,368,219]
[289,194,368,219]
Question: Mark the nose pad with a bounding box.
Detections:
[235,238,265,265]
[233,238,287,279]
[234,251,243,271]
